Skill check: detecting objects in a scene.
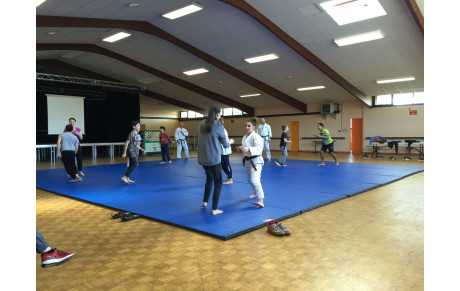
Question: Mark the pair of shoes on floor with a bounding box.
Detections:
[41,248,75,268]
[363,154,369,159]
[376,155,384,159]
[403,157,411,161]
[388,157,396,160]
[267,220,291,236]
[111,212,141,221]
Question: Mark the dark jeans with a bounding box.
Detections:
[62,150,78,179]
[161,143,171,162]
[75,146,83,171]
[124,156,138,177]
[220,155,232,179]
[202,164,223,210]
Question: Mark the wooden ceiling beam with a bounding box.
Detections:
[37,15,307,113]
[36,43,254,115]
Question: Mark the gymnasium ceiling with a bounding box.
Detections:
[36,0,424,116]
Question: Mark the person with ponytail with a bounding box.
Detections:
[197,106,234,215]
[237,117,265,208]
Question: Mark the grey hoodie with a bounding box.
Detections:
[197,119,230,166]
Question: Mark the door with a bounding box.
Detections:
[350,118,363,154]
[289,121,299,152]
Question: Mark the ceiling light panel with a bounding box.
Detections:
[334,30,384,46]
[103,32,131,43]
[162,2,203,20]
[320,0,387,26]
[244,54,279,64]
[376,77,415,84]
[183,68,209,76]
[297,86,325,91]
[239,93,261,98]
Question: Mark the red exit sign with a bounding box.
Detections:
[409,108,417,115]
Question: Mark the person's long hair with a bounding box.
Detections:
[205,106,221,133]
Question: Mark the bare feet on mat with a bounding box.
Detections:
[169,160,172,164]
[252,201,264,208]
[202,202,207,208]
[79,171,85,176]
[211,209,223,215]
[248,193,257,199]
[281,164,287,167]
[121,176,130,184]
[335,162,340,166]
[128,179,135,183]
[317,163,325,166]
[223,178,233,184]
[160,162,166,164]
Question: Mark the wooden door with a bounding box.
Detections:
[289,121,299,152]
[350,118,363,154]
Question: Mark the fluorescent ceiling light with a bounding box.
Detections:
[162,2,203,20]
[239,93,261,98]
[320,0,387,26]
[376,77,415,84]
[297,86,325,91]
[183,68,209,76]
[334,30,384,46]
[244,54,279,64]
[36,0,46,6]
[103,32,131,43]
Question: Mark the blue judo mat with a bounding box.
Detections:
[36,158,424,240]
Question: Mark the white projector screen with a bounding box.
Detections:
[46,94,85,135]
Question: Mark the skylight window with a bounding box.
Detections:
[320,0,387,26]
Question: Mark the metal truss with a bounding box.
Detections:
[36,73,143,91]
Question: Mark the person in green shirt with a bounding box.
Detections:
[314,123,339,166]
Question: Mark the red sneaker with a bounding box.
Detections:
[41,249,75,268]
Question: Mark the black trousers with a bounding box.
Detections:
[75,146,83,171]
[202,164,223,210]
[124,156,138,177]
[161,143,171,161]
[220,155,232,179]
[62,150,78,179]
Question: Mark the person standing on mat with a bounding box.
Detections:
[256,118,272,161]
[197,106,234,215]
[237,117,265,208]
[66,118,85,176]
[121,121,146,184]
[159,126,174,164]
[37,230,75,268]
[275,125,292,167]
[175,122,189,159]
[219,117,233,184]
[314,122,339,166]
[57,124,82,182]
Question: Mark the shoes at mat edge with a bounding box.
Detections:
[267,220,285,236]
[276,222,291,235]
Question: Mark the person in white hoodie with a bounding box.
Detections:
[197,106,234,215]
[237,117,265,208]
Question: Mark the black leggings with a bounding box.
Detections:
[75,146,83,171]
[202,164,223,210]
[220,155,232,179]
[62,151,78,179]
[161,144,171,162]
[124,156,138,178]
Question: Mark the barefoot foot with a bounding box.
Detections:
[211,209,223,215]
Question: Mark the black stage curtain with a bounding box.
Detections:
[36,91,140,145]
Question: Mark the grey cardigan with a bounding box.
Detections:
[197,119,230,166]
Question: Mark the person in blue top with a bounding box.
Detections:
[313,123,339,166]
[197,106,234,215]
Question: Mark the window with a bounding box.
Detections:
[223,108,233,116]
[180,111,188,118]
[375,94,391,105]
[187,111,196,118]
[180,108,247,119]
[374,92,424,106]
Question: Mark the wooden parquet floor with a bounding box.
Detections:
[36,152,424,290]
